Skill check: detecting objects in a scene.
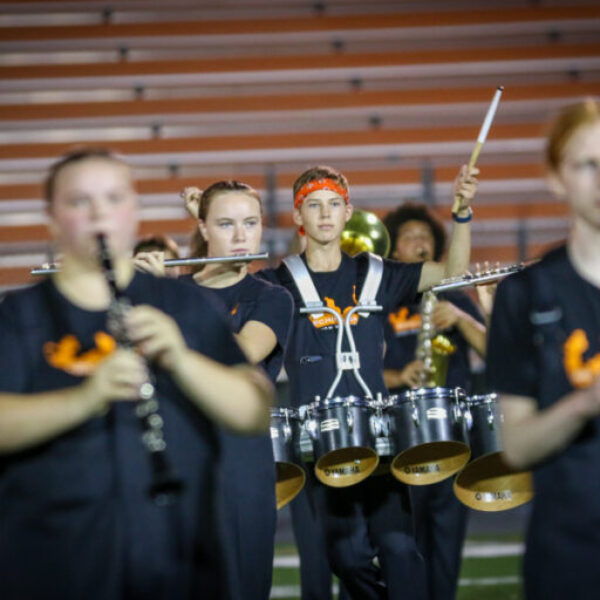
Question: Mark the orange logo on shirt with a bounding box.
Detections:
[231,304,239,316]
[309,289,360,330]
[388,306,421,335]
[563,329,600,389]
[44,332,117,376]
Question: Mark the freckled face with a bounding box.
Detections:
[47,158,138,261]
[198,191,262,257]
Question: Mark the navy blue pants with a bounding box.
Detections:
[309,471,426,600]
[218,433,277,600]
[410,479,468,600]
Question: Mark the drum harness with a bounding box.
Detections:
[283,252,384,411]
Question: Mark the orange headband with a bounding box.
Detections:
[293,178,349,209]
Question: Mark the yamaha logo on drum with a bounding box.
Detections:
[426,407,448,420]
[325,465,361,476]
[404,464,440,474]
[320,419,340,432]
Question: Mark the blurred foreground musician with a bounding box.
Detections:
[382,203,486,600]
[0,148,272,600]
[487,100,600,599]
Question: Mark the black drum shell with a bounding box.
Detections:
[465,394,502,460]
[387,387,468,451]
[310,398,376,460]
[270,407,303,465]
[386,387,470,484]
[307,396,379,487]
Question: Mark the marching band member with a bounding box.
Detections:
[181,181,294,600]
[259,163,478,599]
[487,99,600,599]
[382,203,486,600]
[0,149,272,600]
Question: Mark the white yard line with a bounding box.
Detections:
[270,576,521,598]
[274,542,524,568]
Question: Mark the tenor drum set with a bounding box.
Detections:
[270,388,533,512]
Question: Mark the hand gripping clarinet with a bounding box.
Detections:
[96,234,184,505]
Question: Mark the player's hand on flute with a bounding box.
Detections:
[80,349,149,412]
[125,305,188,372]
[133,251,166,277]
[181,186,203,219]
[452,165,479,216]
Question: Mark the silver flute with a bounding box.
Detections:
[430,262,530,293]
[30,252,269,275]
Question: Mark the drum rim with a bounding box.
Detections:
[466,393,498,406]
[270,406,301,418]
[314,395,373,409]
[397,386,466,401]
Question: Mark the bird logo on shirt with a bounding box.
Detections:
[563,329,600,388]
[44,332,117,376]
[388,306,421,336]
[308,287,360,329]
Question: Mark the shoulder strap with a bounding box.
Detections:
[357,253,383,316]
[282,254,324,317]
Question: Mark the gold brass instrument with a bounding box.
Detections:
[341,209,391,258]
[30,252,269,276]
[415,291,456,388]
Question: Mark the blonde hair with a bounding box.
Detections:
[546,99,600,172]
[292,165,349,199]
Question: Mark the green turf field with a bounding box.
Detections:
[270,536,524,599]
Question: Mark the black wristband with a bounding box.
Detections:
[452,207,473,223]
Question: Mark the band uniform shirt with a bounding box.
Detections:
[260,252,423,407]
[486,245,600,597]
[0,272,247,600]
[180,272,293,600]
[181,273,294,384]
[384,290,484,393]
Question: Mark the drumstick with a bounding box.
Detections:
[453,85,504,213]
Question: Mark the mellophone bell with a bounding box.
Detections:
[269,255,533,512]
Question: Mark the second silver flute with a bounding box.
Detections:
[430,262,528,294]
[31,252,269,275]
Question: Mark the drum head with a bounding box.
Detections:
[453,452,533,512]
[391,441,470,485]
[275,462,306,510]
[314,447,379,488]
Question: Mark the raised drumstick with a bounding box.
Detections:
[453,85,504,213]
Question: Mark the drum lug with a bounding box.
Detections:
[370,413,382,437]
[347,410,354,432]
[487,406,495,430]
[411,400,420,428]
[306,418,318,441]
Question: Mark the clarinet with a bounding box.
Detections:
[96,234,184,505]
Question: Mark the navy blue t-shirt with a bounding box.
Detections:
[260,252,422,407]
[0,272,246,600]
[486,245,600,597]
[384,290,484,393]
[181,273,293,384]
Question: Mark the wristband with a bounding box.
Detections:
[452,207,473,223]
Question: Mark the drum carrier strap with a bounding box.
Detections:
[283,253,384,398]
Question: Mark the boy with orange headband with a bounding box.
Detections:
[260,163,477,599]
